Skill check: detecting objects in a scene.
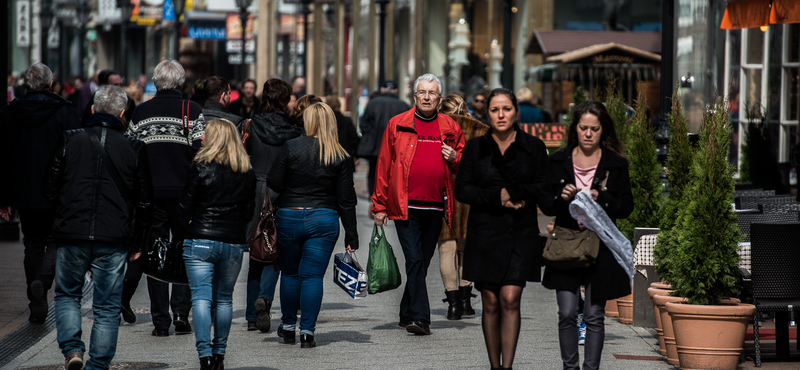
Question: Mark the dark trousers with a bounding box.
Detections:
[366,157,377,198]
[146,199,191,330]
[19,208,57,300]
[395,209,443,324]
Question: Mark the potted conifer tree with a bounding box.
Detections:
[664,97,755,370]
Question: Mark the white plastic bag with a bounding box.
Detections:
[333,251,368,299]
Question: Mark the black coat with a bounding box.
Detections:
[0,90,81,208]
[334,111,359,160]
[539,144,634,302]
[178,161,256,244]
[203,101,247,128]
[455,126,549,283]
[43,113,153,251]
[356,93,410,158]
[248,111,302,182]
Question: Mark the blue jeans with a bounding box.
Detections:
[55,241,127,370]
[277,208,340,335]
[245,260,280,322]
[183,239,244,358]
[395,209,443,324]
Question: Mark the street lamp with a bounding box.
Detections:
[300,0,312,79]
[502,0,512,89]
[236,0,253,83]
[40,0,53,67]
[375,0,389,88]
[76,0,91,78]
[116,0,133,82]
[174,0,186,61]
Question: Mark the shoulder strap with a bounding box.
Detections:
[86,128,131,200]
[182,100,192,146]
[260,184,273,216]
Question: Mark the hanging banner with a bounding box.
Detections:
[225,13,253,41]
[163,0,175,21]
[16,1,31,47]
[131,0,164,25]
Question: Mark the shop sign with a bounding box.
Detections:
[228,53,254,65]
[225,40,255,53]
[163,0,175,21]
[188,23,226,39]
[16,1,30,47]
[519,123,566,148]
[131,0,164,26]
[226,12,253,41]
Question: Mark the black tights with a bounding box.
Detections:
[480,285,523,369]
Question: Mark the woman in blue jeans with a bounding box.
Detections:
[268,102,358,348]
[178,118,256,370]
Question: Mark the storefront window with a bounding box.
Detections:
[787,68,800,122]
[746,28,764,65]
[744,68,762,108]
[788,23,799,64]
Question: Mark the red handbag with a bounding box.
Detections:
[249,186,277,264]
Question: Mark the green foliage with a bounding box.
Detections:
[617,86,662,242]
[605,80,631,149]
[670,97,742,305]
[560,86,588,149]
[739,104,785,192]
[654,92,694,284]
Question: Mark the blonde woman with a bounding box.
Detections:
[268,102,358,348]
[178,118,256,370]
[437,94,488,320]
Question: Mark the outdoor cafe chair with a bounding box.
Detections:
[736,195,796,210]
[734,189,774,198]
[749,222,800,367]
[759,203,800,213]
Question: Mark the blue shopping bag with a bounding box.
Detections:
[333,251,368,299]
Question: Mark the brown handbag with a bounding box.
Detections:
[542,226,600,270]
[249,185,278,264]
[240,119,252,147]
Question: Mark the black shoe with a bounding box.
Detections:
[211,353,224,370]
[152,328,170,337]
[405,320,431,335]
[444,290,463,320]
[300,334,316,348]
[199,356,213,370]
[398,320,411,328]
[174,314,192,333]
[277,325,295,344]
[247,321,258,331]
[120,302,136,323]
[254,297,271,332]
[460,285,477,316]
[29,280,48,323]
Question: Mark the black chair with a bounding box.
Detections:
[735,182,754,191]
[736,196,796,210]
[760,203,800,213]
[736,213,800,243]
[735,189,772,197]
[750,222,800,366]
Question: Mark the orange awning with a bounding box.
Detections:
[721,0,800,30]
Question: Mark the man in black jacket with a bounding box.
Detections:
[125,60,204,336]
[228,78,260,119]
[202,76,246,128]
[356,80,410,202]
[0,62,81,324]
[43,85,153,370]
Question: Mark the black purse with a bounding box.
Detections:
[144,238,189,285]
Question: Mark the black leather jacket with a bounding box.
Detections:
[43,113,153,251]
[268,136,359,249]
[178,161,256,244]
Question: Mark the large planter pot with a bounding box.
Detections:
[617,293,634,324]
[653,293,686,366]
[665,301,755,370]
[605,298,619,317]
[651,281,672,290]
[648,286,672,356]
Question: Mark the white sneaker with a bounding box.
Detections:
[578,321,586,345]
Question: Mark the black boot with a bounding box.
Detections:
[199,356,212,370]
[211,354,224,370]
[460,285,476,316]
[443,290,462,320]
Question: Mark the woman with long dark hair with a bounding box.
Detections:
[178,118,256,370]
[455,88,549,370]
[540,101,633,370]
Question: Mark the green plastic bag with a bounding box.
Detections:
[366,225,402,294]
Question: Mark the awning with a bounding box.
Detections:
[720,0,800,30]
[545,43,661,64]
[525,30,661,56]
[527,63,658,83]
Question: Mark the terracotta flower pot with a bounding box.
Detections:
[648,286,672,356]
[617,293,634,324]
[665,301,755,370]
[651,281,672,290]
[605,298,619,317]
[652,293,686,366]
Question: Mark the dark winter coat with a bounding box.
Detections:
[43,113,153,251]
[356,93,410,158]
[0,90,81,208]
[455,125,549,284]
[177,161,256,244]
[248,111,302,182]
[540,144,634,302]
[334,111,359,160]
[202,101,247,128]
[229,96,260,119]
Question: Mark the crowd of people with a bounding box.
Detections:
[1,61,632,370]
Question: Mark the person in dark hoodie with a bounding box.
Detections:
[244,78,301,333]
[0,62,81,324]
[43,84,153,370]
[201,76,246,128]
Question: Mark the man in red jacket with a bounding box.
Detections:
[372,73,465,336]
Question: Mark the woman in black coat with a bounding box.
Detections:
[540,101,633,370]
[455,88,549,370]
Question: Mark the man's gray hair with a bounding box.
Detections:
[153,60,186,91]
[23,63,53,92]
[413,74,443,95]
[94,85,128,117]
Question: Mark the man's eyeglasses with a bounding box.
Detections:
[416,91,440,98]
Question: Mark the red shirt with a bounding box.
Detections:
[408,116,446,210]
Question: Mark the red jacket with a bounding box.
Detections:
[371,108,465,227]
